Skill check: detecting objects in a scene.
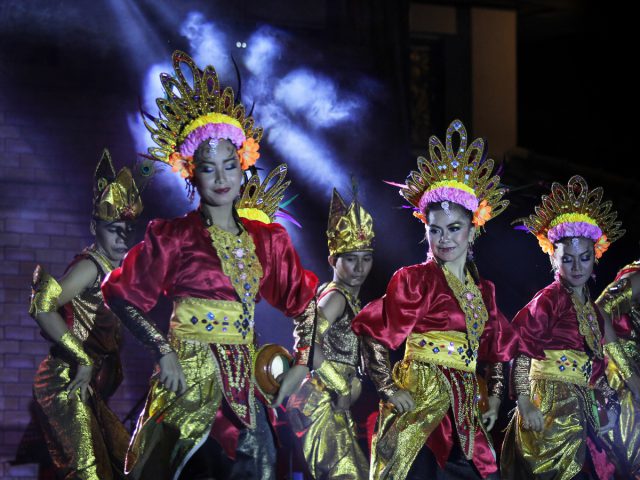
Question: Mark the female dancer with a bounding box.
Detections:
[102,51,318,480]
[287,187,374,479]
[596,259,640,476]
[30,149,142,479]
[501,175,640,479]
[352,119,520,479]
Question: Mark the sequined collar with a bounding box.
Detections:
[558,280,603,359]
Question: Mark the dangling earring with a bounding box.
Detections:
[467,241,474,261]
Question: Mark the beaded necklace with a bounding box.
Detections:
[441,266,488,362]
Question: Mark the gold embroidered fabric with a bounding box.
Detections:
[33,356,130,480]
[29,265,62,316]
[530,349,592,386]
[512,355,532,398]
[361,336,399,401]
[501,378,601,480]
[441,267,488,360]
[597,277,633,317]
[59,331,93,366]
[314,361,351,396]
[486,362,505,398]
[319,282,361,367]
[404,330,476,372]
[286,376,369,479]
[569,291,603,358]
[293,298,317,366]
[604,341,635,380]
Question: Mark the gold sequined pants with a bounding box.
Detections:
[602,340,640,477]
[33,356,129,480]
[286,376,369,479]
[370,360,455,480]
[501,379,598,480]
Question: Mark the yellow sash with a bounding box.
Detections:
[404,330,476,373]
[530,349,591,386]
[170,297,253,344]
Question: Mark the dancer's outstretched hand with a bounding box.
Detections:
[158,351,187,394]
[388,389,415,413]
[272,365,309,407]
[517,395,543,432]
[482,395,501,431]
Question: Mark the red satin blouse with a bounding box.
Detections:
[351,260,522,362]
[102,211,318,317]
[511,280,605,382]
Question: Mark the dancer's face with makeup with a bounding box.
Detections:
[425,202,475,265]
[192,138,243,208]
[552,237,595,289]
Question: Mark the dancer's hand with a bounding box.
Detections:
[517,395,543,432]
[272,365,309,407]
[388,389,415,413]
[68,364,93,402]
[158,351,187,394]
[482,395,501,432]
[598,408,618,435]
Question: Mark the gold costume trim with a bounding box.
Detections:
[597,277,633,317]
[512,355,532,397]
[171,297,253,344]
[530,349,591,386]
[361,336,398,401]
[405,331,477,372]
[604,341,635,380]
[59,331,94,367]
[293,298,317,366]
[441,267,488,360]
[314,361,350,396]
[569,289,603,358]
[29,266,62,317]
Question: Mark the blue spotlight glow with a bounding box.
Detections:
[180,12,232,80]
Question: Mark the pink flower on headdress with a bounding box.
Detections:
[169,152,195,179]
[472,200,492,227]
[238,138,260,170]
[536,233,555,255]
[594,234,610,259]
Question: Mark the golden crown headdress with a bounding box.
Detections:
[400,119,508,229]
[93,149,143,222]
[520,175,624,259]
[237,164,292,224]
[142,50,263,179]
[327,186,374,256]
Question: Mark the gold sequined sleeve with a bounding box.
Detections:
[107,298,173,359]
[604,341,636,380]
[29,265,62,317]
[361,335,399,401]
[293,298,317,367]
[597,277,633,318]
[511,355,531,398]
[486,362,505,398]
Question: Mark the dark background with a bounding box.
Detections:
[1,1,637,478]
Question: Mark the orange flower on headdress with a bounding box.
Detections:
[536,233,555,255]
[168,152,195,179]
[472,199,492,227]
[238,138,260,170]
[594,234,610,259]
[413,211,427,224]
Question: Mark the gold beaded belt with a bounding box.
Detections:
[530,349,592,386]
[404,330,476,373]
[170,297,254,344]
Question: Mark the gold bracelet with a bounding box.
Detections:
[59,331,93,367]
[29,266,62,317]
[604,341,635,380]
[315,360,350,395]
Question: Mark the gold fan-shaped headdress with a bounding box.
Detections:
[400,119,508,229]
[519,175,624,258]
[93,149,143,222]
[327,186,374,256]
[142,50,262,179]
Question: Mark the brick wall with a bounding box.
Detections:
[0,43,154,479]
